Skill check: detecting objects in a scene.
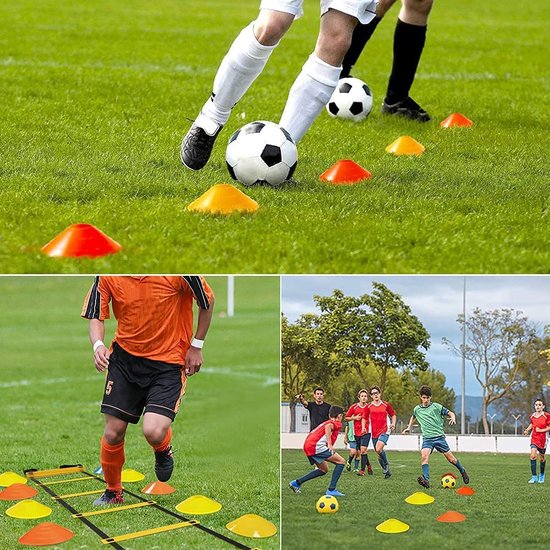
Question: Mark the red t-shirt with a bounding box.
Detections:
[346,403,369,437]
[303,419,342,456]
[368,401,396,438]
[530,412,550,449]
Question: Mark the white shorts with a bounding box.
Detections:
[259,0,378,24]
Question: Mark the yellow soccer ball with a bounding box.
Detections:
[316,495,339,514]
[441,474,457,489]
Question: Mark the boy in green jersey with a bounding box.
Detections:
[402,385,469,489]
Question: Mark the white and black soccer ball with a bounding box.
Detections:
[326,77,373,122]
[226,121,298,187]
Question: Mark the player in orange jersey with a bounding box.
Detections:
[523,398,550,484]
[82,276,215,505]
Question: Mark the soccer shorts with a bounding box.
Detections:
[530,443,546,455]
[421,435,450,453]
[348,440,358,450]
[372,433,390,447]
[307,450,333,464]
[100,343,185,424]
[259,0,378,25]
[355,433,371,449]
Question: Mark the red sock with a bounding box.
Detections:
[101,436,125,491]
[152,427,172,452]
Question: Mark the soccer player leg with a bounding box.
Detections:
[539,448,546,483]
[383,0,433,119]
[326,453,346,496]
[529,445,538,482]
[341,0,396,78]
[295,456,328,489]
[375,434,390,475]
[442,447,469,484]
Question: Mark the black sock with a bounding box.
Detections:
[341,17,382,78]
[386,18,427,104]
[347,455,354,465]
[360,454,367,471]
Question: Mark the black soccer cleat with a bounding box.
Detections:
[155,446,174,482]
[417,475,430,488]
[384,469,392,479]
[180,123,222,170]
[461,469,470,484]
[381,96,431,122]
[93,489,124,506]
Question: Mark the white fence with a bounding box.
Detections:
[281,432,530,454]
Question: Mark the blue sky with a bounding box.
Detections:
[281,276,550,396]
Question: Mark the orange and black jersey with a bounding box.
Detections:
[82,276,214,365]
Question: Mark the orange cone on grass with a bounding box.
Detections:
[436,511,467,523]
[0,483,38,501]
[385,136,425,156]
[440,113,473,128]
[19,522,74,546]
[319,160,372,184]
[187,184,259,214]
[41,224,122,258]
[141,481,176,495]
[457,486,476,496]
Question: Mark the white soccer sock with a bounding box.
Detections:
[279,54,341,143]
[200,22,277,127]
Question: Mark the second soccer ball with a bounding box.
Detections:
[326,77,373,122]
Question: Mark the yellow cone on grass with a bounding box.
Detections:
[376,518,410,534]
[385,136,425,156]
[405,491,435,505]
[176,495,222,515]
[0,472,28,487]
[121,469,145,482]
[187,184,259,214]
[226,514,277,538]
[6,499,52,519]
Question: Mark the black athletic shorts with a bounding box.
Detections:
[100,343,185,424]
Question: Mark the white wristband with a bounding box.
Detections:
[93,340,105,352]
[191,338,204,349]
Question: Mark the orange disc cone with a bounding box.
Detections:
[440,113,473,128]
[436,511,467,523]
[141,481,176,495]
[385,136,425,156]
[19,522,74,546]
[456,486,476,496]
[41,224,122,258]
[319,160,372,184]
[187,184,259,214]
[0,483,38,500]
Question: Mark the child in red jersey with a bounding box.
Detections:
[368,386,396,479]
[289,406,346,497]
[345,389,372,476]
[523,398,550,483]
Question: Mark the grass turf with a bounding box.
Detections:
[0,0,549,273]
[282,449,550,549]
[0,276,280,549]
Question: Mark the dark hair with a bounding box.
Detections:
[329,405,344,418]
[534,397,545,406]
[357,388,369,398]
[370,386,381,394]
[313,387,324,394]
[419,385,432,397]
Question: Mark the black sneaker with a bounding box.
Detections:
[93,489,124,506]
[461,469,470,484]
[155,446,174,482]
[381,97,431,122]
[180,122,222,170]
[384,469,392,479]
[417,475,430,488]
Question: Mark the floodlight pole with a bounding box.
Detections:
[461,276,466,435]
[489,413,497,435]
[227,276,235,317]
[512,414,522,435]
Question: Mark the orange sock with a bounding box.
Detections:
[101,436,125,491]
[152,427,172,452]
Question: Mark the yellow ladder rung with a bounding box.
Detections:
[101,520,199,544]
[74,501,155,518]
[54,489,106,499]
[44,475,95,486]
[26,466,85,478]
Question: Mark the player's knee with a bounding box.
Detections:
[254,17,291,46]
[318,29,352,61]
[104,428,125,445]
[403,0,433,17]
[142,425,165,445]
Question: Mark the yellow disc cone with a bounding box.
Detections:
[405,491,435,505]
[376,518,410,534]
[0,472,28,487]
[176,495,222,515]
[385,136,425,156]
[6,499,52,519]
[188,184,259,215]
[226,514,277,538]
[121,469,145,482]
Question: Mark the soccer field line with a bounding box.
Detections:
[0,374,99,389]
[202,366,279,386]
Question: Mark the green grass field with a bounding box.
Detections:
[0,276,280,549]
[283,449,550,549]
[1,0,548,273]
